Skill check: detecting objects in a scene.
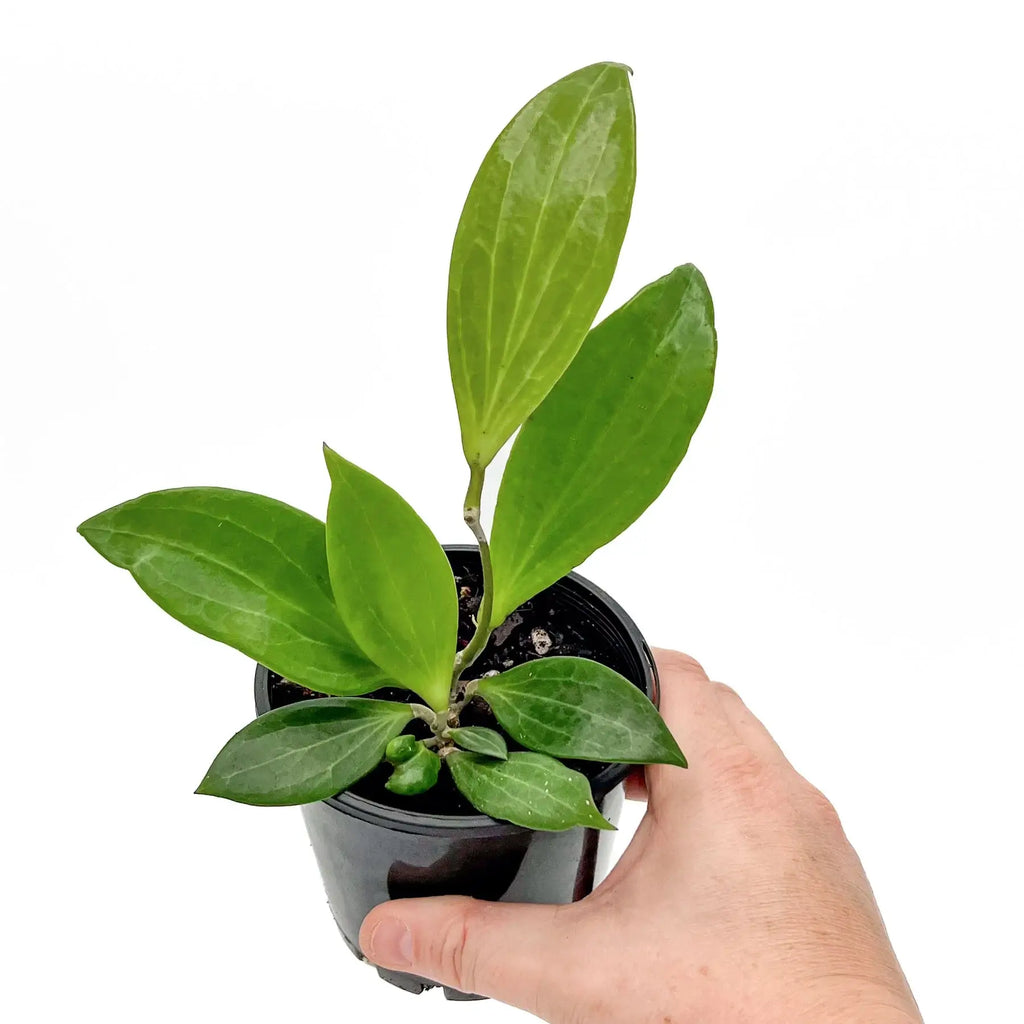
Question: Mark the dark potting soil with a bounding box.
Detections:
[267,553,634,816]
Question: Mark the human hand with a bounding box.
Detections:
[359,650,922,1024]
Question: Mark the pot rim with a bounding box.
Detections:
[254,544,658,837]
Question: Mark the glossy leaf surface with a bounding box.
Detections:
[196,698,412,806]
[386,743,442,795]
[385,734,419,765]
[448,61,636,469]
[78,487,388,695]
[489,264,716,623]
[478,657,686,766]
[324,446,457,712]
[449,725,508,760]
[448,750,613,831]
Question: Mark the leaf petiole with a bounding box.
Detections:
[451,465,496,696]
[409,703,443,730]
[448,678,479,719]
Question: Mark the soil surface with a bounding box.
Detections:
[268,550,636,815]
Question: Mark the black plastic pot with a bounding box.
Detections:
[253,545,658,1000]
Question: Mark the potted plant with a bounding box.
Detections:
[78,61,717,999]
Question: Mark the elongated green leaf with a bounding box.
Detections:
[196,698,412,806]
[323,446,457,712]
[489,264,716,623]
[448,751,613,831]
[478,657,686,766]
[449,726,508,760]
[448,61,636,469]
[78,487,388,695]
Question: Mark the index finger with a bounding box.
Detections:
[644,648,740,804]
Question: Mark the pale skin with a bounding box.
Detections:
[360,649,923,1024]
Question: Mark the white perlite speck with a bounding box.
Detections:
[530,627,553,655]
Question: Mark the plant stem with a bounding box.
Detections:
[409,703,440,728]
[410,702,450,745]
[451,465,495,699]
[448,679,479,719]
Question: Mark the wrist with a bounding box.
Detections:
[790,980,921,1024]
[813,997,922,1024]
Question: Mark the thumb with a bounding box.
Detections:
[360,895,566,1008]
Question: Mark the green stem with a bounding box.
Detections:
[448,678,480,720]
[451,465,495,700]
[410,703,442,729]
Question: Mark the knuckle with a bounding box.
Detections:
[655,648,707,679]
[801,781,844,829]
[712,680,742,702]
[436,900,483,994]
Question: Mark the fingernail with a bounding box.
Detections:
[367,917,413,967]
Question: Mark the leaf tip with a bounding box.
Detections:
[77,513,114,557]
[661,738,688,770]
[322,443,354,487]
[194,776,217,797]
[195,765,231,799]
[76,512,103,539]
[590,60,632,78]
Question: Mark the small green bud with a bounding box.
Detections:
[385,745,442,796]
[385,734,419,765]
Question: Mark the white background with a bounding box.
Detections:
[2,2,1021,1021]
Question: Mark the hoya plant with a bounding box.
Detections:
[79,62,716,831]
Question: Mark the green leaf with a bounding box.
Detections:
[196,697,412,806]
[78,487,388,695]
[386,743,442,795]
[448,61,637,469]
[449,725,508,760]
[448,751,613,831]
[477,657,687,767]
[489,264,716,623]
[323,446,457,712]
